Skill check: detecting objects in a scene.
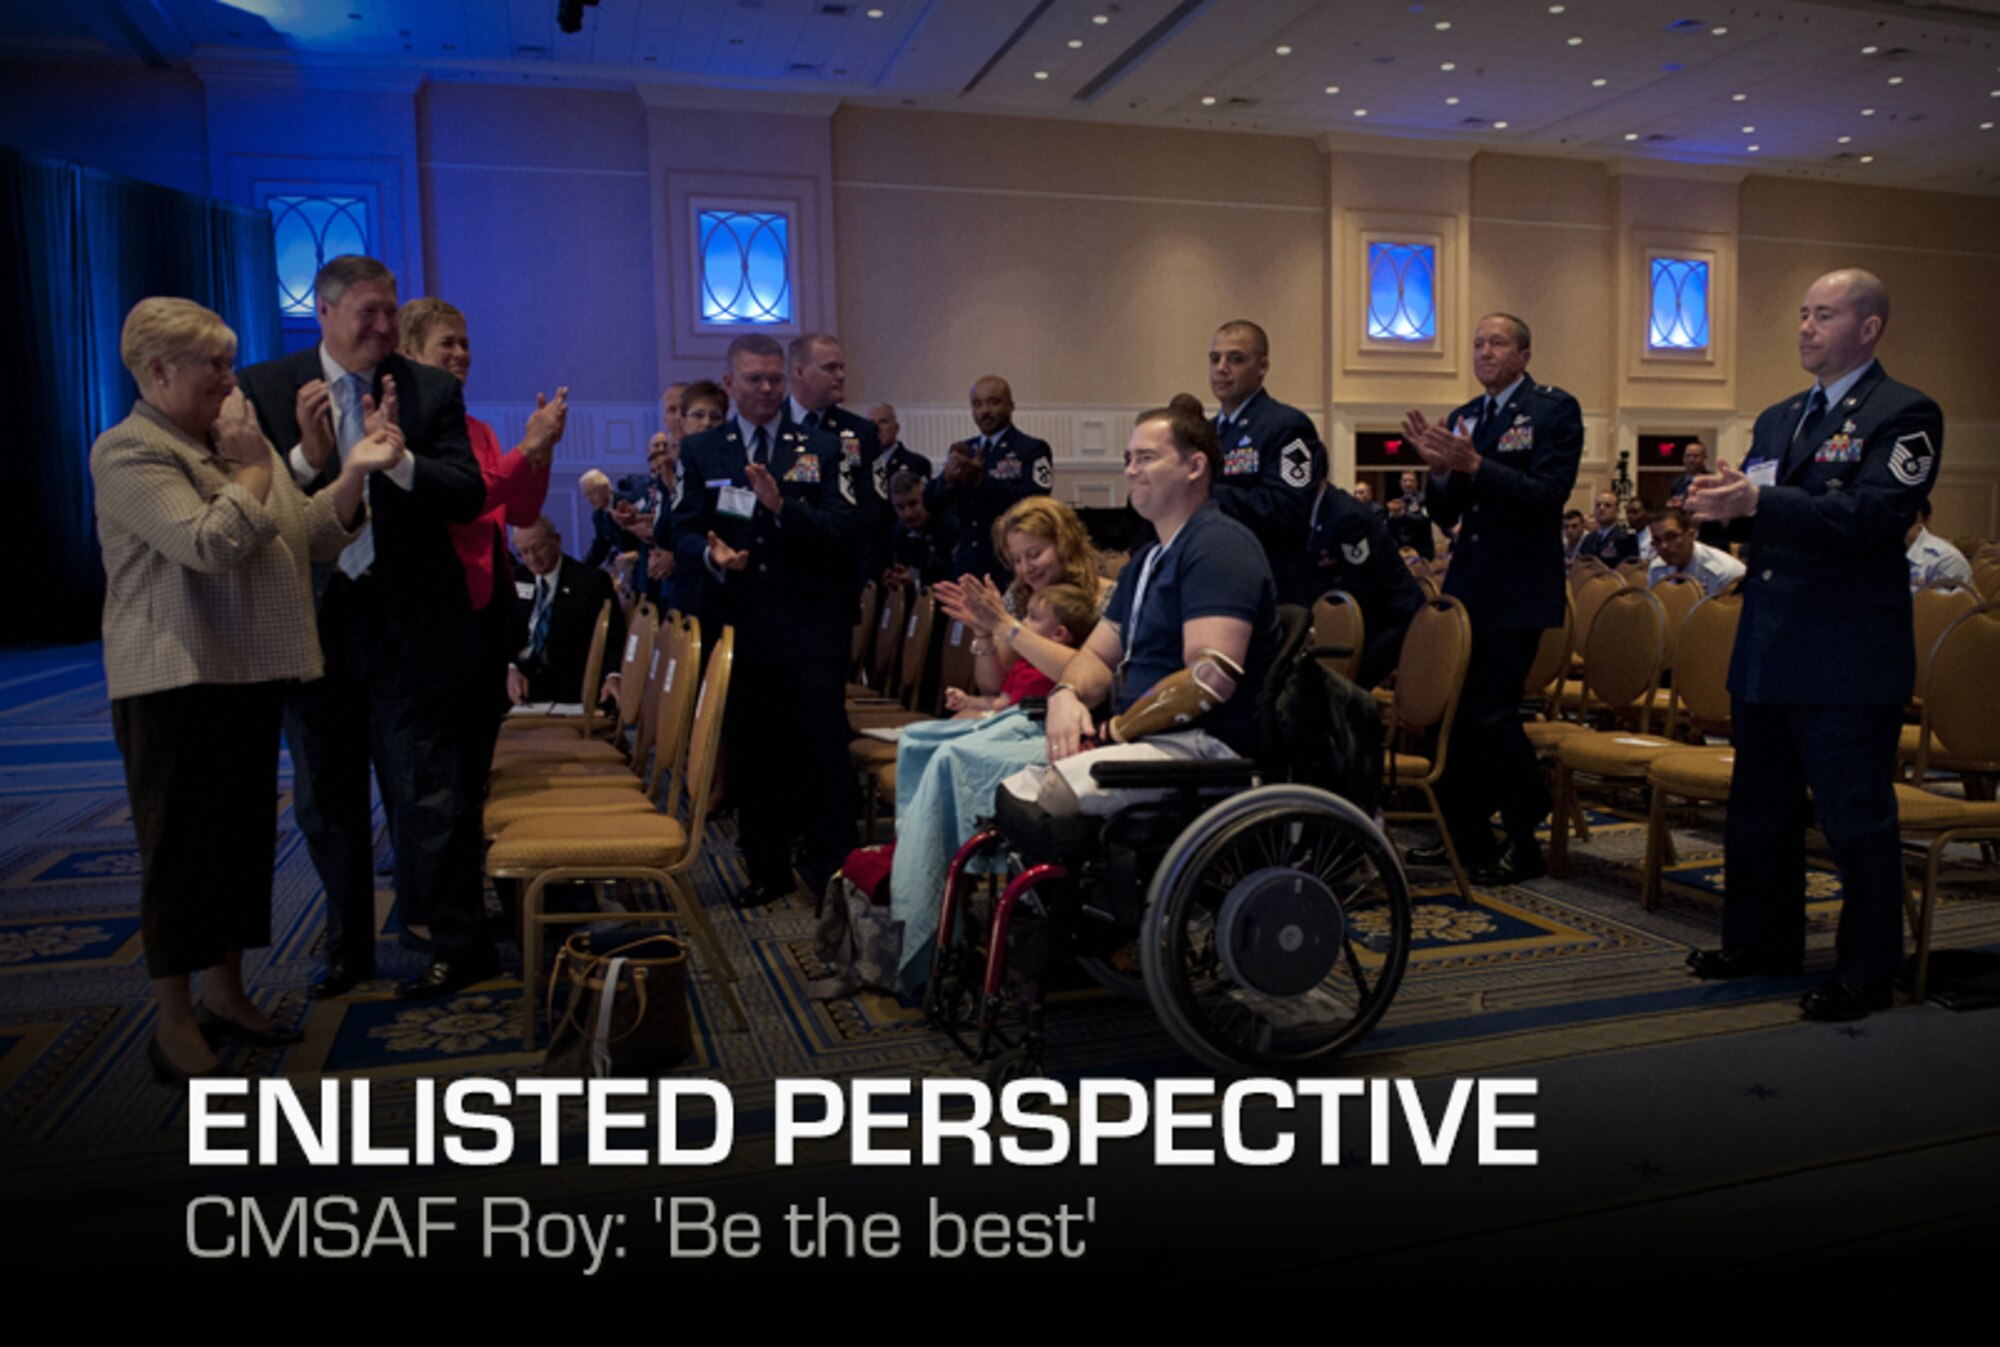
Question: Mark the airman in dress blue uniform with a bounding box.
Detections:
[1403,312,1584,886]
[926,376,1052,583]
[669,333,857,907]
[1687,268,1942,1020]
[1206,320,1328,607]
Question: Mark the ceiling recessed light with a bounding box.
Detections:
[866,7,884,16]
[1984,122,1996,130]
[1732,93,1747,101]
[1624,132,1639,141]
[1862,108,1876,116]
[1035,70,1050,80]
[1068,38,1082,48]
[1441,61,1456,71]
[1200,95,1215,104]
[1567,36,1583,46]
[1324,85,1340,94]
[1838,135,1852,143]
[1861,45,1878,55]
[1092,13,1108,24]
[1445,96,1460,105]
[1549,3,1565,11]
[1747,145,1760,152]
[1435,21,1451,31]
[1887,76,1903,85]
[1991,89,2000,97]
[1276,45,1294,56]
[1711,26,1728,36]
[1494,120,1509,129]
[1592,78,1607,87]
[1860,154,1875,163]
[1742,125,1755,133]
[1354,108,1369,117]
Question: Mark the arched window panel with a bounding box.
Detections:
[1648,257,1710,351]
[698,209,793,325]
[1366,242,1437,343]
[266,195,370,317]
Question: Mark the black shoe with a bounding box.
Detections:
[148,1034,220,1084]
[308,960,376,1000]
[731,882,792,910]
[1471,842,1547,887]
[195,1004,304,1048]
[1404,841,1454,867]
[1800,974,1894,1021]
[1685,947,1805,980]
[395,948,500,1000]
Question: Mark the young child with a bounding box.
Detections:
[944,583,1097,717]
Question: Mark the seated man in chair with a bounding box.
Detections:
[1025,405,1281,811]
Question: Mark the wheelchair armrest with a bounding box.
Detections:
[1087,758,1259,790]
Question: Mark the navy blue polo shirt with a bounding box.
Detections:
[1103,499,1280,754]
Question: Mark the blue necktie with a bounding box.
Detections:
[335,371,375,579]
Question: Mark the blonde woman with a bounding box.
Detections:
[93,298,403,1081]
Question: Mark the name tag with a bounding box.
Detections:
[718,485,757,520]
[514,581,536,600]
[1746,459,1777,489]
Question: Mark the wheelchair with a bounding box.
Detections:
[921,608,1413,1079]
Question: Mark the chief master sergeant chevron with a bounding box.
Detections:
[1686,267,1943,1022]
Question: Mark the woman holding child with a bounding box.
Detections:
[889,497,1114,985]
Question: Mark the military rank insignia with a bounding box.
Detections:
[989,456,1022,481]
[1279,438,1312,488]
[1341,539,1370,565]
[1497,418,1534,453]
[784,453,820,483]
[1223,445,1260,476]
[1032,457,1053,489]
[1888,429,1935,487]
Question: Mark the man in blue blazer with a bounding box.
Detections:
[1687,268,1942,1020]
[1402,313,1583,885]
[238,255,491,1000]
[668,333,857,907]
[1207,319,1328,607]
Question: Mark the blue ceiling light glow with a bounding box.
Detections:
[1648,257,1709,350]
[699,209,792,324]
[1366,242,1437,342]
[267,195,369,315]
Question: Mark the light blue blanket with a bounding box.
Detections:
[889,709,1046,988]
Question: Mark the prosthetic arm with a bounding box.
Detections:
[1108,649,1245,743]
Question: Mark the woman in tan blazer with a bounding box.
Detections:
[92,298,404,1082]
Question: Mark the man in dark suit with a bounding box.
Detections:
[868,403,932,487]
[1579,490,1638,564]
[926,375,1052,582]
[237,254,490,999]
[1402,312,1584,884]
[668,333,857,908]
[507,517,625,707]
[1687,268,1941,1021]
[788,332,884,595]
[1306,485,1426,689]
[1207,319,1327,606]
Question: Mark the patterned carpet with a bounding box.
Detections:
[4,642,1999,1284]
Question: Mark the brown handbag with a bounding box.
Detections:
[543,930,695,1076]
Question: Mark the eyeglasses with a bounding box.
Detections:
[174,354,235,375]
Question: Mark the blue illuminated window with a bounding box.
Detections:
[267,195,370,316]
[1649,257,1710,350]
[699,209,792,325]
[1366,242,1437,342]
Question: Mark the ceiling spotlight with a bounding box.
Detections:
[866,7,884,16]
[1435,21,1451,31]
[1446,96,1460,104]
[1742,125,1755,133]
[1276,45,1292,55]
[1441,61,1456,71]
[1494,120,1509,129]
[1068,38,1082,47]
[1200,94,1216,104]
[1592,78,1607,87]
[1567,36,1583,46]
[1732,93,1746,101]
[1838,135,1852,143]
[1035,70,1050,80]
[1624,132,1639,141]
[1862,108,1876,116]
[1711,26,1728,36]
[1888,76,1903,85]
[1747,145,1760,152]
[1860,154,1875,163]
[1324,84,1340,94]
[1092,13,1108,24]
[1861,45,1878,55]
[1354,108,1369,117]
[1984,122,1996,130]
[1549,3,1566,11]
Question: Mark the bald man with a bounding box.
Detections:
[1686,267,1943,1021]
[928,375,1052,581]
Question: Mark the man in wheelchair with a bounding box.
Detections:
[926,407,1411,1077]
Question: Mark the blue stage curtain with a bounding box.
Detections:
[2,147,281,644]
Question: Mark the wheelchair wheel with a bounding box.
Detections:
[1077,949,1149,1002]
[1138,784,1411,1075]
